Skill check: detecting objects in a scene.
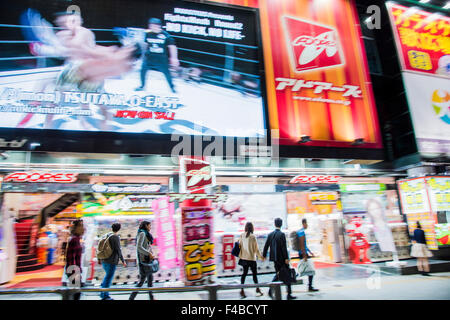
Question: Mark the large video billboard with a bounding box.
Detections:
[212,0,382,149]
[0,0,266,141]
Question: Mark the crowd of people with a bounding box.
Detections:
[63,217,433,300]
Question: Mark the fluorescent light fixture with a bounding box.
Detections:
[444,1,450,9]
[419,0,430,4]
[30,142,41,148]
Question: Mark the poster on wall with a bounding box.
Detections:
[397,178,431,214]
[221,235,235,270]
[153,197,178,270]
[80,194,161,216]
[402,72,450,156]
[387,3,450,78]
[181,207,215,285]
[426,177,450,212]
[212,0,382,148]
[435,224,450,246]
[0,0,266,138]
[214,193,287,233]
[286,191,341,215]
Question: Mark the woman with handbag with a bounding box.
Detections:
[411,221,433,276]
[238,222,265,298]
[129,220,157,300]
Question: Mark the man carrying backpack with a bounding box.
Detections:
[97,223,127,300]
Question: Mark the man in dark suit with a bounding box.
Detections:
[263,218,296,300]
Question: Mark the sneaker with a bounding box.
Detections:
[287,294,297,300]
[135,86,144,91]
[308,287,319,292]
[421,273,431,276]
[102,297,114,300]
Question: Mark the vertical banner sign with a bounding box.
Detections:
[153,197,178,270]
[211,0,382,148]
[222,235,235,270]
[387,3,450,78]
[181,208,215,285]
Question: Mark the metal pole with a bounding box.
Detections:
[271,283,282,300]
[208,285,218,300]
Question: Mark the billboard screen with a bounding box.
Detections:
[212,0,382,149]
[402,72,450,156]
[387,3,450,79]
[0,0,266,145]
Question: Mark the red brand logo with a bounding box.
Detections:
[181,158,215,194]
[283,16,345,73]
[4,172,78,183]
[289,175,341,184]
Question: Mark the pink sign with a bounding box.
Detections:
[152,197,178,270]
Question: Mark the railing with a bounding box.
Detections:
[0,282,285,300]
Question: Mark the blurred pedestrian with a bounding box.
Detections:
[297,218,318,292]
[99,223,127,300]
[263,218,296,300]
[411,221,432,276]
[238,222,265,298]
[65,219,85,300]
[129,220,155,300]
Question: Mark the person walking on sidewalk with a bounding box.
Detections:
[298,218,319,292]
[65,219,85,300]
[129,220,156,300]
[263,218,296,300]
[238,222,265,298]
[411,221,432,276]
[99,223,127,300]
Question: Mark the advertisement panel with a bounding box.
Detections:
[214,193,287,233]
[221,234,235,270]
[402,72,450,156]
[0,0,266,140]
[213,0,382,148]
[181,207,215,285]
[152,197,178,270]
[80,194,161,216]
[426,177,450,212]
[435,223,450,246]
[387,3,450,78]
[397,178,431,214]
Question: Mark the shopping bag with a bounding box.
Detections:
[297,259,316,277]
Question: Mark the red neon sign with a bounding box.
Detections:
[4,172,79,183]
[289,175,341,184]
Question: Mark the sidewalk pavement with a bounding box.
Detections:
[1,264,449,300]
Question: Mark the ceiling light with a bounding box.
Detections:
[297,135,311,143]
[351,138,365,146]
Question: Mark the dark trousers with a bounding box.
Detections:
[129,263,154,300]
[272,261,292,295]
[140,57,175,92]
[241,264,258,284]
